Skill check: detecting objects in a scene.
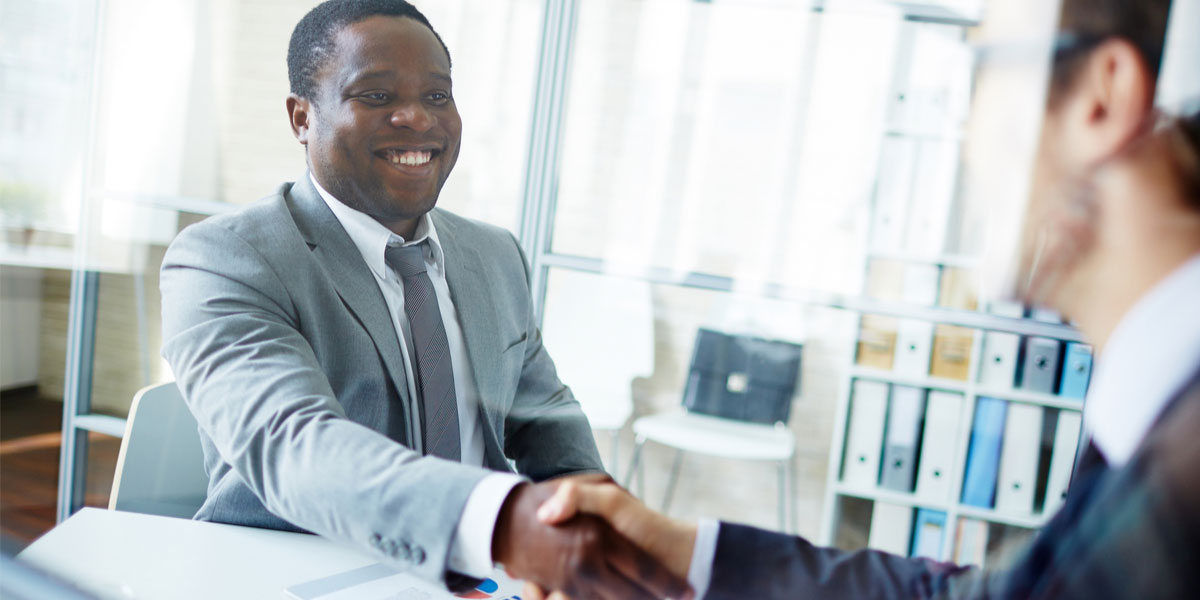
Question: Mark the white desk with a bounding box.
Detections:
[17,508,383,599]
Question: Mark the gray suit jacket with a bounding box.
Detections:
[160,175,603,584]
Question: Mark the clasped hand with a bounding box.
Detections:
[492,474,697,600]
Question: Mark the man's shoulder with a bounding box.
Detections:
[175,182,302,248]
[430,208,516,243]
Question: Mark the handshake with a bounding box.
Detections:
[490,474,698,600]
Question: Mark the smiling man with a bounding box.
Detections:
[158,2,687,599]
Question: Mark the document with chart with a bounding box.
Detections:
[284,562,523,600]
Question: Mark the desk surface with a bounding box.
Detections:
[17,508,379,599]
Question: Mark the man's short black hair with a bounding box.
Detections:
[287,0,451,101]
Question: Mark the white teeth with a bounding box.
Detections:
[387,150,432,166]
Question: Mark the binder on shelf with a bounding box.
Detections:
[979,332,1021,388]
[994,403,1044,515]
[893,319,935,377]
[871,138,917,253]
[865,258,906,302]
[857,316,898,370]
[938,267,978,311]
[910,509,948,559]
[1029,307,1062,323]
[953,518,990,567]
[915,391,963,503]
[961,397,1007,508]
[903,140,957,257]
[868,501,915,556]
[1059,343,1093,400]
[902,263,941,306]
[1019,337,1062,394]
[842,380,890,489]
[987,300,1025,319]
[880,386,927,492]
[930,324,974,381]
[1043,410,1083,515]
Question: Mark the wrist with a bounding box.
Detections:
[491,482,530,566]
[650,519,699,579]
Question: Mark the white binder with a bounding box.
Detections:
[893,319,934,377]
[915,391,963,503]
[953,518,990,567]
[994,403,1044,515]
[1043,410,1082,515]
[903,140,958,257]
[871,138,916,252]
[978,331,1021,388]
[902,263,941,306]
[842,380,890,490]
[868,501,914,555]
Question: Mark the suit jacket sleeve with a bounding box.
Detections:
[706,523,984,599]
[161,219,491,584]
[500,232,605,480]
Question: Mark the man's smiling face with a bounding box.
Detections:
[296,15,461,231]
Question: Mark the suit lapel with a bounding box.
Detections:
[286,175,414,442]
[433,211,507,463]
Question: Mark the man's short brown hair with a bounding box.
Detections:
[1050,0,1173,99]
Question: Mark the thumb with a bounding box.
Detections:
[536,481,579,524]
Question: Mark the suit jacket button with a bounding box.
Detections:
[412,547,425,564]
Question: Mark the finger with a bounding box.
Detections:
[523,582,547,600]
[572,559,660,600]
[548,592,572,600]
[537,481,579,524]
[605,529,694,600]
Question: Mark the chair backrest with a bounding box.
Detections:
[682,329,803,425]
[541,274,654,431]
[109,382,208,518]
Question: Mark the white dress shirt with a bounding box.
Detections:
[1084,252,1200,466]
[312,175,522,578]
[685,253,1200,598]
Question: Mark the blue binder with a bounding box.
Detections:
[961,397,1007,508]
[1059,343,1093,400]
[910,509,948,559]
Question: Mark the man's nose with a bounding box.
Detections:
[390,102,434,131]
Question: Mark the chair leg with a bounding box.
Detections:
[777,460,788,533]
[788,458,797,535]
[661,449,685,514]
[624,436,646,495]
[609,429,621,481]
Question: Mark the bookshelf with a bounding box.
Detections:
[815,3,1090,567]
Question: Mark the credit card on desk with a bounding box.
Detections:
[283,563,524,600]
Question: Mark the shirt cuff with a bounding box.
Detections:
[447,473,525,578]
[687,518,720,600]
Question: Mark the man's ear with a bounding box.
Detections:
[287,94,313,145]
[1065,39,1156,168]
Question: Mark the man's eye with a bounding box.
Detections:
[427,92,450,104]
[361,92,390,104]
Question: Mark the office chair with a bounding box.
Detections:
[625,329,803,532]
[541,275,654,479]
[109,382,208,518]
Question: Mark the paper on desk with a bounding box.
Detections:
[283,562,524,600]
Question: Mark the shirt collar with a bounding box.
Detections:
[1085,252,1200,466]
[309,172,445,280]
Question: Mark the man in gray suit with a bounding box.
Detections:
[160,1,688,598]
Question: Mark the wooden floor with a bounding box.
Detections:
[1,388,120,554]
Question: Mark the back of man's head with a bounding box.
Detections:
[1050,0,1172,99]
[287,0,450,101]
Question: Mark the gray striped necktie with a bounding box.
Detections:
[385,243,461,461]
